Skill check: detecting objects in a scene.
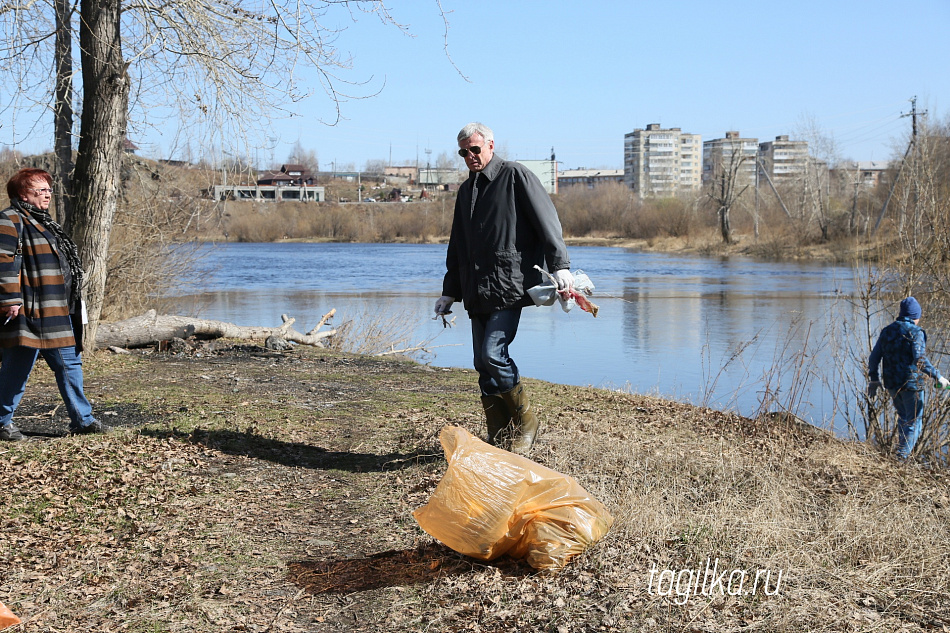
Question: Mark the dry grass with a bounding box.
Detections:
[1,345,948,631]
[327,302,451,362]
[204,200,454,244]
[538,390,950,630]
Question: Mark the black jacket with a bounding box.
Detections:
[442,157,570,314]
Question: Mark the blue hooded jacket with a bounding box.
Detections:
[868,316,939,391]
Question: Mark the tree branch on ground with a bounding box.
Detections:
[96,309,337,348]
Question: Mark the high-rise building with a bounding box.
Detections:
[757,135,809,181]
[702,131,759,189]
[624,124,702,197]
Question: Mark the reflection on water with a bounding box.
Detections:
[171,243,867,433]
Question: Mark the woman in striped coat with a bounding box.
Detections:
[0,168,109,441]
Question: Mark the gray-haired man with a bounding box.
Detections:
[435,122,573,455]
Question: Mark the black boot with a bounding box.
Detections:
[480,394,511,447]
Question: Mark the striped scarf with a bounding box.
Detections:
[13,199,85,303]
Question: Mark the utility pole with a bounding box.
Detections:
[906,96,927,242]
[872,96,926,237]
[424,147,432,228]
[425,147,432,189]
[755,158,792,219]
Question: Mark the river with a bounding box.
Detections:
[169,242,871,434]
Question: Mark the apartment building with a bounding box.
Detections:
[624,124,702,197]
[757,135,809,181]
[831,160,889,188]
[827,160,891,198]
[702,131,758,188]
[558,168,624,189]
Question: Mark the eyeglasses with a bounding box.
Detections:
[28,188,53,194]
[457,145,484,158]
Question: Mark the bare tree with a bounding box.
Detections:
[795,114,840,170]
[287,141,320,174]
[53,0,74,224]
[794,115,839,241]
[66,0,130,346]
[363,158,387,175]
[0,1,449,345]
[706,150,751,244]
[435,150,456,171]
[811,158,832,240]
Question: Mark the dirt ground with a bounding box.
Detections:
[2,342,556,632]
[2,340,949,632]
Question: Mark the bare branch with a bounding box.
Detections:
[434,0,469,83]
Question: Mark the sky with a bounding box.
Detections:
[3,0,949,172]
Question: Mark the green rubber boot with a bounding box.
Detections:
[481,394,511,447]
[499,383,539,455]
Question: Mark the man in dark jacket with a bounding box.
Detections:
[435,122,573,455]
[868,296,948,459]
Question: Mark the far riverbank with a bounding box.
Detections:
[188,231,880,263]
[190,196,887,264]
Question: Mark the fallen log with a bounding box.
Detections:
[96,309,337,349]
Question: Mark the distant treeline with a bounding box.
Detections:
[200,176,889,260]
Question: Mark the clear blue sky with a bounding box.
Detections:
[4,1,949,171]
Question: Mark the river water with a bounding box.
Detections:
[170,242,869,434]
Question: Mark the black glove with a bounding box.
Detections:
[867,381,881,399]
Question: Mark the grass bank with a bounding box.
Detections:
[2,342,948,632]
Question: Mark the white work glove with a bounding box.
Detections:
[553,268,575,294]
[939,376,950,389]
[434,296,455,315]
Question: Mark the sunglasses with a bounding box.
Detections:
[457,145,484,158]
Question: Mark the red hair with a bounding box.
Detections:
[7,168,53,201]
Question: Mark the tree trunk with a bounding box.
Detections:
[96,310,337,349]
[719,205,732,244]
[66,0,129,348]
[53,0,74,225]
[850,181,859,236]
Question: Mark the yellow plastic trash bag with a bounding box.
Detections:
[0,601,20,630]
[413,425,614,570]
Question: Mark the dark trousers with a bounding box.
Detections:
[469,307,522,396]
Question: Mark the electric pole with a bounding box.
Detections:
[425,147,432,188]
[904,96,927,242]
[872,96,926,237]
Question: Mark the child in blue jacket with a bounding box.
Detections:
[868,297,949,459]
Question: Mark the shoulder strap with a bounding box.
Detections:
[11,210,23,271]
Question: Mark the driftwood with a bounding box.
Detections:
[96,309,337,349]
